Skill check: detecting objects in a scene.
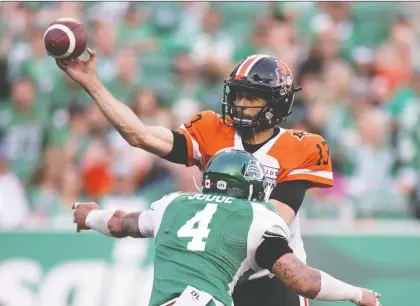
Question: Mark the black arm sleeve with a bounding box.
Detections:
[255,234,293,271]
[269,180,313,214]
[162,130,189,165]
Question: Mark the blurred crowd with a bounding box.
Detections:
[1,2,420,230]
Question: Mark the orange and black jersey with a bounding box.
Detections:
[176,111,332,186]
[165,110,333,212]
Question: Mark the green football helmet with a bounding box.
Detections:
[202,149,267,201]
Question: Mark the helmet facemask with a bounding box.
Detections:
[221,81,296,134]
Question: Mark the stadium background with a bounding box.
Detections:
[1,2,420,305]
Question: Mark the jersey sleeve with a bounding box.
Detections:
[281,134,333,187]
[246,203,290,272]
[138,192,183,238]
[176,111,212,169]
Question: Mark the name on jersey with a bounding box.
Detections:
[263,166,279,180]
[187,193,233,204]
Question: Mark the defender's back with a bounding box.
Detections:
[148,192,286,306]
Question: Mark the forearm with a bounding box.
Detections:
[115,212,143,238]
[272,253,320,299]
[272,253,362,304]
[84,79,146,145]
[83,79,173,156]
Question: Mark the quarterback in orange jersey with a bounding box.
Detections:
[57,50,333,306]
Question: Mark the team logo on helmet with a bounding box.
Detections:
[243,160,265,180]
[275,61,293,90]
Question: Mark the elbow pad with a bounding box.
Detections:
[255,235,293,271]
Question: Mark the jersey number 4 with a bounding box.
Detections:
[177,203,218,251]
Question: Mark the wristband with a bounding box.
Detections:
[85,209,116,237]
[314,271,363,304]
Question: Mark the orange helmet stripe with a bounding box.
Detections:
[235,54,268,78]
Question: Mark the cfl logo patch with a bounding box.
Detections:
[191,290,200,300]
[216,181,227,190]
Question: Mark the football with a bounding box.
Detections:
[43,18,88,59]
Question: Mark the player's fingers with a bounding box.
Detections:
[87,48,96,60]
[87,49,97,67]
[55,59,67,71]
